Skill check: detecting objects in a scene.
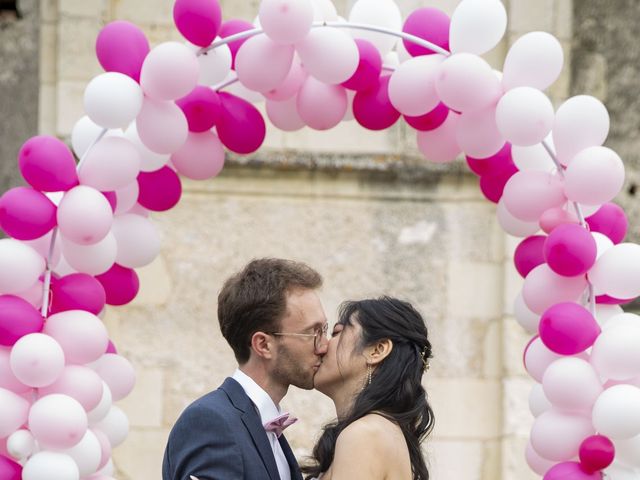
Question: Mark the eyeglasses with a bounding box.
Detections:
[269,323,329,351]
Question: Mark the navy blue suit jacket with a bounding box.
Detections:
[162,377,303,480]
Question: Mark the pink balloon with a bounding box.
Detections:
[0,387,30,439]
[175,86,222,132]
[540,207,580,234]
[10,333,65,388]
[0,454,22,480]
[94,264,139,306]
[416,113,461,164]
[18,136,78,192]
[171,131,225,180]
[478,163,518,203]
[564,146,625,206]
[503,171,566,222]
[595,294,635,305]
[0,347,31,394]
[137,166,182,212]
[173,0,222,47]
[402,7,450,57]
[235,35,294,92]
[0,295,43,346]
[586,203,628,245]
[92,429,112,470]
[579,435,615,473]
[353,75,400,131]
[341,39,382,92]
[539,302,600,355]
[466,143,513,176]
[514,235,546,278]
[544,462,602,480]
[259,0,314,45]
[404,103,449,132]
[102,191,117,213]
[523,264,588,314]
[28,394,87,449]
[95,21,150,82]
[57,186,114,246]
[0,187,57,240]
[91,354,136,401]
[39,365,104,412]
[456,106,505,159]
[266,97,306,132]
[44,310,109,365]
[297,77,348,131]
[79,136,142,192]
[50,274,106,316]
[219,19,255,69]
[526,441,555,475]
[264,58,307,101]
[216,92,266,154]
[544,224,597,276]
[140,42,199,101]
[136,97,189,154]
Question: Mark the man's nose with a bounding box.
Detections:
[315,335,329,355]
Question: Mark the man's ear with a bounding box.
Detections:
[251,331,275,360]
[367,339,393,365]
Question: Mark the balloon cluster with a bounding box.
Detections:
[0,0,639,478]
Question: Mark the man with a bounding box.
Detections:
[162,258,329,480]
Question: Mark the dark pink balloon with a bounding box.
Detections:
[579,435,615,473]
[341,39,382,92]
[466,143,513,177]
[404,103,449,131]
[106,340,118,354]
[176,86,222,132]
[101,191,117,213]
[18,135,79,192]
[0,295,44,346]
[0,187,57,240]
[217,92,266,154]
[137,166,182,212]
[219,19,255,69]
[514,235,547,278]
[174,0,222,47]
[478,163,519,203]
[95,21,150,82]
[595,294,636,305]
[402,7,450,57]
[353,75,400,131]
[0,455,22,480]
[539,302,601,355]
[539,207,580,234]
[585,203,628,245]
[543,461,602,480]
[544,223,597,277]
[95,264,140,306]
[50,273,106,315]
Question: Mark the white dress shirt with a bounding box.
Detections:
[232,369,291,480]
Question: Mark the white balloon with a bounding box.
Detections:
[22,451,80,480]
[71,116,107,159]
[0,239,45,294]
[10,333,65,388]
[57,186,114,246]
[595,304,624,328]
[296,27,359,84]
[592,384,640,439]
[0,387,30,438]
[140,41,199,101]
[124,123,170,172]
[542,356,603,411]
[7,428,36,460]
[450,0,507,55]
[511,142,558,172]
[135,97,189,155]
[259,0,314,44]
[496,199,540,237]
[615,434,640,468]
[591,324,640,381]
[188,40,232,86]
[22,231,62,269]
[530,409,594,461]
[528,383,552,417]
[592,231,614,260]
[84,72,143,129]
[502,32,564,91]
[348,0,401,55]
[604,464,640,479]
[61,231,117,276]
[524,336,562,383]
[589,243,640,300]
[388,55,444,116]
[514,291,539,333]
[312,0,338,21]
[78,136,141,192]
[63,430,102,477]
[28,394,88,449]
[93,406,129,447]
[564,146,625,206]
[495,87,554,146]
[602,312,640,332]
[87,381,112,424]
[112,214,161,268]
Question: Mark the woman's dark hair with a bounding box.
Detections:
[303,296,434,480]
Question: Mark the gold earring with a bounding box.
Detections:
[366,364,372,386]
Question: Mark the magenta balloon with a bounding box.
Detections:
[101,191,117,213]
[539,302,601,355]
[0,187,57,240]
[579,435,615,473]
[544,224,597,276]
[0,295,43,346]
[402,7,450,57]
[106,340,118,354]
[543,462,602,480]
[95,21,150,82]
[0,454,22,480]
[219,19,255,69]
[175,86,222,132]
[478,163,518,203]
[404,103,449,132]
[466,143,513,177]
[173,0,222,47]
[595,294,635,305]
[341,39,382,92]
[137,166,182,212]
[95,263,140,306]
[50,273,106,315]
[585,203,628,245]
[514,235,547,278]
[18,136,78,192]
[216,92,266,154]
[353,76,400,131]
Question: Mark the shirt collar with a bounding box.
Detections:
[232,369,282,423]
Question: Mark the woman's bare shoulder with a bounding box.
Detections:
[338,413,404,448]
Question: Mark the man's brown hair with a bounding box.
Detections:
[217,258,323,364]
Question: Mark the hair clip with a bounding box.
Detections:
[420,346,430,372]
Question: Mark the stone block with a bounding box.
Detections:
[39,23,57,84]
[56,80,86,136]
[447,261,503,319]
[135,254,172,306]
[113,428,170,480]
[502,317,532,378]
[425,439,485,480]
[57,16,102,81]
[38,83,57,135]
[483,319,502,378]
[112,0,176,26]
[59,0,108,18]
[40,0,58,23]
[554,0,573,40]
[508,0,555,34]
[502,377,535,436]
[117,367,164,427]
[502,435,539,480]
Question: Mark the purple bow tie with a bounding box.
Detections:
[263,412,298,438]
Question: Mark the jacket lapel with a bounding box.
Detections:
[279,435,302,480]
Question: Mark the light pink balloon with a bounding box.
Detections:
[123,123,170,172]
[79,137,141,191]
[0,387,30,438]
[456,106,505,159]
[259,0,314,44]
[531,409,595,461]
[388,55,444,116]
[524,336,563,383]
[113,182,140,215]
[503,171,566,222]
[91,429,112,470]
[40,366,104,412]
[589,243,640,303]
[417,113,462,163]
[136,97,189,154]
[496,199,540,237]
[57,186,113,246]
[564,146,625,206]
[296,76,347,130]
[111,214,160,268]
[91,354,136,402]
[542,357,603,412]
[0,347,30,394]
[29,394,88,449]
[44,311,108,365]
[539,207,580,234]
[140,42,199,101]
[296,27,359,84]
[592,385,640,440]
[10,333,65,388]
[502,32,564,91]
[64,429,102,477]
[435,53,502,113]
[522,264,587,314]
[93,406,129,447]
[235,35,294,92]
[264,57,307,101]
[171,131,225,180]
[526,441,555,475]
[61,232,117,276]
[495,87,554,146]
[266,97,306,131]
[23,231,61,268]
[0,239,45,296]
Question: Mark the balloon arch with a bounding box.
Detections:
[1,0,640,478]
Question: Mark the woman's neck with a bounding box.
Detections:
[329,378,364,419]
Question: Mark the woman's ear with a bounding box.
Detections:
[251,332,275,360]
[367,339,393,365]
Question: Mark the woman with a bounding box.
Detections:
[304,296,434,480]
